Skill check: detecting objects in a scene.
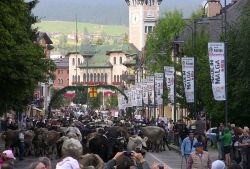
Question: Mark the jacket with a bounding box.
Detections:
[187,151,212,169]
[181,137,198,156]
[220,127,232,146]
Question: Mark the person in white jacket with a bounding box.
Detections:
[56,138,82,169]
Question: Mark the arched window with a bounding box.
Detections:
[78,58,81,65]
[61,79,64,85]
[113,57,116,64]
[101,73,104,82]
[72,58,75,66]
[83,74,86,82]
[58,79,60,85]
[105,73,107,83]
[94,73,96,82]
[78,75,80,82]
[97,73,100,82]
[114,75,116,82]
[72,75,74,82]
[90,73,93,82]
[120,57,122,64]
[87,73,89,82]
[117,75,119,82]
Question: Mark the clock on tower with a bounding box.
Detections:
[126,0,161,51]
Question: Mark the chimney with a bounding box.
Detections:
[208,0,222,17]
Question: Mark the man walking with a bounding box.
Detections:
[187,142,212,169]
[181,131,198,162]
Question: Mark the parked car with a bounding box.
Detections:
[206,127,218,146]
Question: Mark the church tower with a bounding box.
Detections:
[125,0,162,51]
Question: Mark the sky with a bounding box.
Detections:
[31,0,219,24]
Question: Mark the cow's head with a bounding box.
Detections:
[127,136,148,151]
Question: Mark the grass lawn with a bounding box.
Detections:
[34,21,128,36]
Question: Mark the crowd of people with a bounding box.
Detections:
[0,109,249,169]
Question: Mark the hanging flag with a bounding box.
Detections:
[142,79,148,104]
[164,66,175,103]
[89,87,97,97]
[155,73,164,105]
[182,57,195,103]
[136,83,143,107]
[65,89,76,98]
[208,42,226,101]
[147,76,155,105]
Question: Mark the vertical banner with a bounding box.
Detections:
[154,73,164,105]
[147,76,155,105]
[164,66,175,103]
[142,79,148,104]
[182,57,195,103]
[136,83,143,107]
[208,42,226,101]
[125,90,132,108]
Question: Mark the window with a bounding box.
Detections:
[78,75,80,82]
[117,75,119,82]
[101,73,104,82]
[113,57,116,64]
[87,73,89,82]
[78,58,81,65]
[97,73,100,82]
[72,75,74,82]
[114,75,116,82]
[58,70,60,74]
[58,79,60,85]
[83,74,86,82]
[105,73,107,82]
[90,74,93,82]
[72,58,75,66]
[61,70,63,74]
[94,73,96,82]
[145,26,148,33]
[120,75,122,82]
[67,70,69,74]
[61,79,63,85]
[120,57,122,64]
[148,26,153,33]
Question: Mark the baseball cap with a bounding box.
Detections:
[194,142,203,148]
[3,150,16,160]
[212,160,225,169]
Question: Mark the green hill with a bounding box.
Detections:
[34,21,128,36]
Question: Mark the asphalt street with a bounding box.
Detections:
[13,146,218,169]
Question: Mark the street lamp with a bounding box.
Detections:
[173,39,184,123]
[201,0,228,126]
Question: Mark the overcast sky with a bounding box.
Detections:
[32,0,230,24]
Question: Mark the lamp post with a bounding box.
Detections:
[201,0,228,126]
[173,40,184,123]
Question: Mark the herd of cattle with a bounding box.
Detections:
[0,116,171,162]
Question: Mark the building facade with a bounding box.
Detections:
[66,44,138,87]
[128,0,160,50]
[53,58,69,89]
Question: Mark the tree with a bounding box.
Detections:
[0,0,56,114]
[145,10,185,104]
[51,88,69,109]
[226,0,250,126]
[72,85,87,105]
[106,95,118,109]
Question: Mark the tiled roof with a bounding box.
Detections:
[53,58,69,67]
[79,43,139,68]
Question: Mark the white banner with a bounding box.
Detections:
[208,42,226,101]
[155,73,164,105]
[142,79,148,104]
[136,83,143,107]
[125,90,132,108]
[147,76,155,105]
[182,57,195,103]
[164,66,175,103]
